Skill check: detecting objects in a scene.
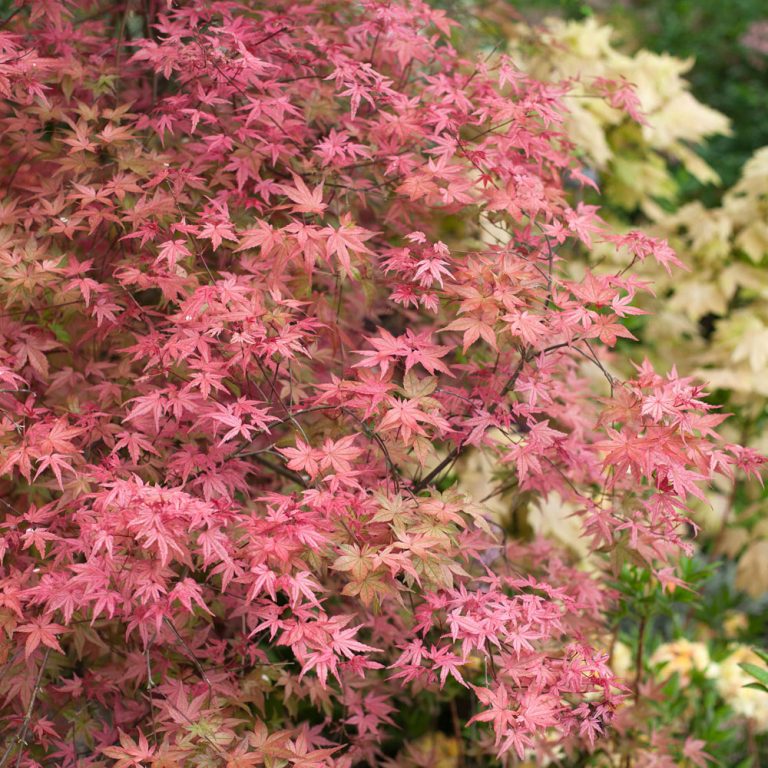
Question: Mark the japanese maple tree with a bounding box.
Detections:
[0,1,762,766]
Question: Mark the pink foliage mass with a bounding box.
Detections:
[0,1,763,765]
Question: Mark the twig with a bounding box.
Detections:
[413,341,572,492]
[164,617,213,695]
[633,614,646,705]
[145,634,159,746]
[0,649,49,768]
[0,5,24,31]
[249,453,308,488]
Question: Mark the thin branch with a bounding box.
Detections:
[249,453,308,488]
[163,617,212,695]
[0,5,24,31]
[0,649,49,768]
[414,341,572,492]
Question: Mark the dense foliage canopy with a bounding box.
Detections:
[0,2,763,767]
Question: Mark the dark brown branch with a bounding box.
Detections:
[413,341,572,492]
[0,649,49,768]
[249,453,308,488]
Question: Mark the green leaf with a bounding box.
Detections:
[49,322,71,344]
[738,661,768,688]
[436,472,458,492]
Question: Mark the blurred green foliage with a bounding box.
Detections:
[600,0,768,190]
[539,1,768,190]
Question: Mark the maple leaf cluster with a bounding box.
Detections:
[0,1,763,766]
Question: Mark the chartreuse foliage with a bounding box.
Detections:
[0,2,763,768]
[507,15,730,217]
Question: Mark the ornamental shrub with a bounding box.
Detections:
[0,2,762,766]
